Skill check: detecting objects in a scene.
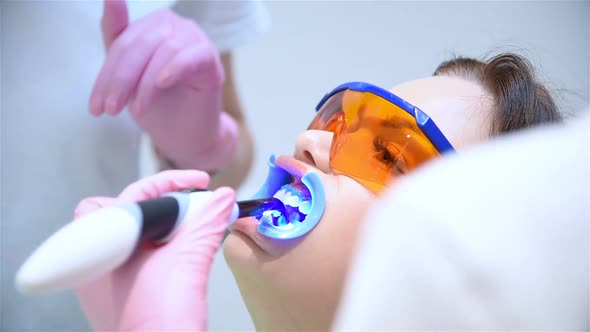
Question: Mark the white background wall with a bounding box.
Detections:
[209,1,589,330]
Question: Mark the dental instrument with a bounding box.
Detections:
[15,191,286,295]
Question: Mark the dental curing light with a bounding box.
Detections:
[16,191,286,295]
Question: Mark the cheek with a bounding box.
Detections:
[281,176,374,280]
[320,177,375,262]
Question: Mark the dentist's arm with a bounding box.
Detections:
[74,170,236,331]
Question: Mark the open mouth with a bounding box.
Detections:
[251,155,326,240]
[270,178,312,225]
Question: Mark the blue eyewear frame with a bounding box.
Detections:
[315,82,456,153]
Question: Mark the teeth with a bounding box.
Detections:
[259,214,273,225]
[277,215,288,226]
[273,189,287,200]
[276,190,290,203]
[270,182,313,227]
[299,201,311,214]
[285,195,301,207]
[262,210,280,218]
[289,212,301,223]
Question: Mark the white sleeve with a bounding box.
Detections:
[173,0,270,53]
[333,114,589,330]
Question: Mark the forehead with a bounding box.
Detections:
[389,76,493,149]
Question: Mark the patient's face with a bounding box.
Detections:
[224,76,492,330]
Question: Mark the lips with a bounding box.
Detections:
[230,155,326,251]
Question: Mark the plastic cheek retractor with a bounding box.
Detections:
[252,155,326,240]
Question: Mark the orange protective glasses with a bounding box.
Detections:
[308,82,455,192]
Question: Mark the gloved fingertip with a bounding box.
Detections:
[89,97,103,117]
[74,197,118,219]
[105,95,120,116]
[212,186,237,203]
[181,187,236,234]
[206,187,237,220]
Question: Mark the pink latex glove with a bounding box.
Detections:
[74,170,236,331]
[89,0,238,171]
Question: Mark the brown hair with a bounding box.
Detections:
[433,53,562,136]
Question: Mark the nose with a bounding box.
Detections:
[294,130,333,173]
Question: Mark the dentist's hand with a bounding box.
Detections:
[90,0,238,171]
[74,170,236,331]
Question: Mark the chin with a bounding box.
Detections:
[222,230,259,269]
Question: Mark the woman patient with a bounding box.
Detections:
[76,53,562,330]
[223,53,561,330]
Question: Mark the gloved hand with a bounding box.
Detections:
[74,170,236,331]
[89,0,238,171]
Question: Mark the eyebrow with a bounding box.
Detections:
[352,104,417,132]
[381,117,416,130]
